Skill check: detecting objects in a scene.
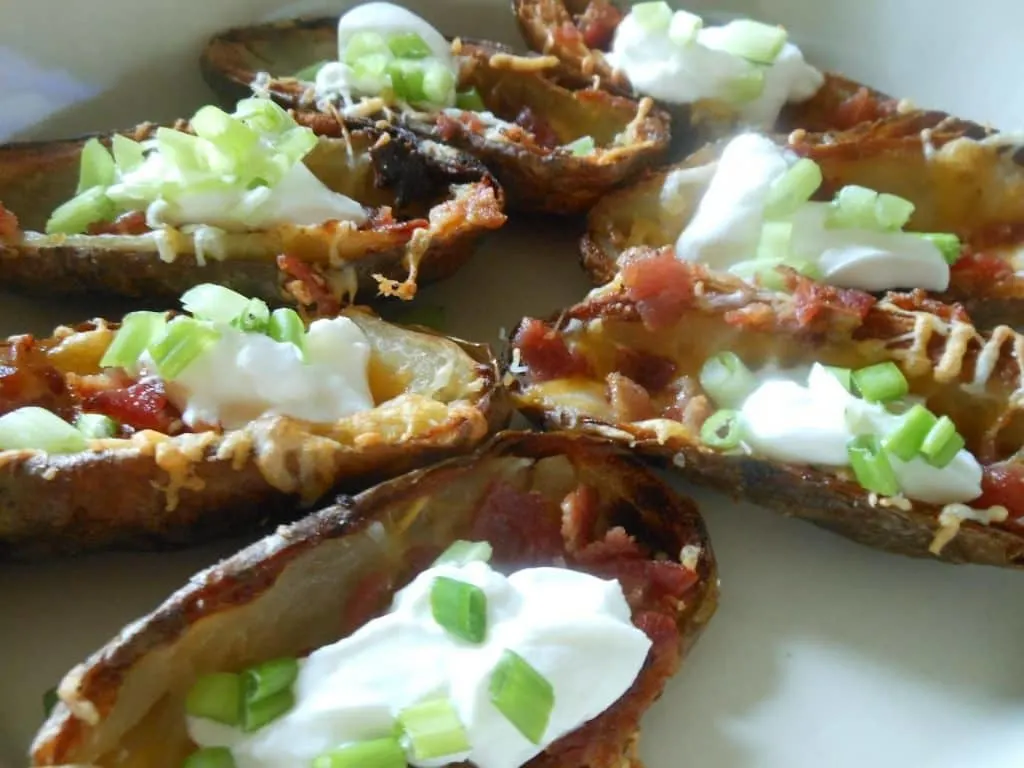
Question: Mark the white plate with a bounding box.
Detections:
[2,1,1023,766]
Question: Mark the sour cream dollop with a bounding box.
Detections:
[188,560,651,768]
[738,363,983,504]
[674,133,952,292]
[605,10,823,127]
[147,316,375,430]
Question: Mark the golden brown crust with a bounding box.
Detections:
[509,263,1024,568]
[0,310,510,558]
[198,18,671,214]
[0,122,505,303]
[30,431,719,767]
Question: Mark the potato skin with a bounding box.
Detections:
[0,312,511,558]
[199,18,672,214]
[0,122,505,303]
[30,431,719,767]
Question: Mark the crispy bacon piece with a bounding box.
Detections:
[620,248,696,331]
[787,273,875,330]
[0,336,69,417]
[276,253,342,318]
[436,110,487,142]
[616,348,677,392]
[606,372,656,423]
[575,0,624,51]
[0,202,20,240]
[975,461,1024,523]
[662,375,713,431]
[514,106,560,149]
[82,378,181,434]
[951,251,1015,284]
[471,481,567,563]
[832,87,891,131]
[514,318,591,381]
[561,483,601,554]
[86,210,150,236]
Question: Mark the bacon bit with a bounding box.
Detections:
[662,376,713,431]
[606,372,656,423]
[951,251,1015,283]
[561,484,601,555]
[616,349,677,393]
[86,210,149,236]
[964,222,1024,252]
[723,301,776,331]
[554,20,584,47]
[514,107,560,149]
[83,378,182,433]
[0,336,71,417]
[436,110,485,141]
[339,570,393,637]
[575,528,699,605]
[277,253,342,318]
[471,481,566,564]
[832,88,888,130]
[513,318,591,382]
[974,462,1024,523]
[576,0,623,51]
[620,247,695,331]
[0,203,20,241]
[788,273,875,329]
[883,290,972,322]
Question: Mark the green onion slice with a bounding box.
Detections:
[183,747,237,768]
[919,233,963,265]
[294,60,331,81]
[882,404,938,462]
[242,688,295,732]
[826,185,879,230]
[148,318,220,380]
[851,361,909,403]
[824,365,853,392]
[421,61,456,105]
[489,649,554,745]
[763,158,823,219]
[231,298,271,334]
[721,67,766,104]
[875,193,915,231]
[700,409,743,450]
[312,738,406,768]
[268,308,307,359]
[397,697,470,760]
[847,435,900,496]
[344,31,393,66]
[185,673,243,726]
[77,138,116,194]
[920,415,966,469]
[710,19,788,64]
[433,540,493,567]
[0,407,87,454]
[699,351,758,408]
[243,657,299,705]
[668,9,703,45]
[180,283,252,324]
[75,413,118,439]
[632,1,673,33]
[233,97,298,136]
[455,88,487,112]
[191,106,260,166]
[111,134,146,174]
[388,58,427,102]
[564,136,596,156]
[45,186,116,235]
[388,32,433,59]
[100,311,168,370]
[430,577,488,644]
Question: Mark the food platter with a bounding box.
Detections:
[1,0,1023,766]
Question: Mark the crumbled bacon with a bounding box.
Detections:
[0,202,20,240]
[561,484,601,555]
[277,253,342,318]
[86,210,149,236]
[82,377,181,434]
[514,107,560,149]
[436,110,486,142]
[832,87,889,130]
[606,372,656,423]
[0,336,70,417]
[575,0,624,50]
[620,248,696,331]
[616,349,677,392]
[975,461,1024,523]
[951,251,1015,283]
[513,318,591,381]
[553,20,584,47]
[470,481,566,564]
[662,375,713,431]
[788,273,875,330]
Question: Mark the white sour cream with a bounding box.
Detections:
[188,560,651,768]
[674,133,951,292]
[151,316,374,430]
[605,12,823,126]
[738,363,983,504]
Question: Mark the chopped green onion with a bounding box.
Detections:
[824,365,853,392]
[422,61,456,105]
[387,58,427,102]
[826,185,879,230]
[763,158,823,219]
[43,687,58,717]
[433,540,493,567]
[882,404,939,462]
[191,105,260,167]
[242,688,295,732]
[243,657,299,705]
[668,9,703,45]
[875,193,916,231]
[344,31,393,66]
[268,308,307,359]
[312,738,406,768]
[755,221,793,261]
[920,415,965,469]
[154,127,206,173]
[721,67,766,104]
[111,134,146,174]
[76,138,116,194]
[148,317,221,380]
[75,413,118,439]
[700,409,743,450]
[234,97,297,135]
[919,233,963,265]
[488,649,554,745]
[183,747,237,768]
[431,577,488,644]
[397,697,470,760]
[710,19,788,64]
[294,60,331,81]
[455,88,487,112]
[45,186,116,235]
[851,362,909,403]
[388,32,433,59]
[632,1,673,33]
[847,435,900,496]
[185,673,243,726]
[0,407,86,454]
[351,52,392,90]
[565,136,596,156]
[181,283,252,324]
[99,311,168,369]
[699,351,758,408]
[231,298,271,334]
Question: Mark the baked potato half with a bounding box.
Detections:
[30,430,718,767]
[582,115,1023,328]
[512,0,909,151]
[0,298,509,558]
[0,110,505,304]
[509,255,1024,568]
[200,15,670,215]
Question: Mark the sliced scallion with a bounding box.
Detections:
[824,365,853,392]
[387,58,427,102]
[632,1,673,33]
[268,308,307,359]
[755,221,794,261]
[234,97,298,135]
[388,32,432,59]
[851,362,909,403]
[433,539,493,567]
[826,185,879,230]
[847,435,900,496]
[242,657,299,705]
[183,747,237,768]
[421,61,456,105]
[668,9,703,45]
[397,697,470,760]
[763,158,823,219]
[45,186,116,235]
[344,31,393,66]
[75,413,118,439]
[488,649,554,745]
[882,404,938,462]
[231,298,271,334]
[699,409,743,450]
[191,106,260,167]
[455,87,486,112]
[294,60,331,81]
[565,136,596,156]
[185,673,243,726]
[241,688,295,733]
[710,19,788,64]
[312,738,406,768]
[148,318,220,380]
[0,408,86,454]
[99,311,168,369]
[919,233,963,265]
[875,193,915,231]
[699,351,758,408]
[920,415,965,469]
[111,134,146,174]
[722,67,766,104]
[430,577,488,644]
[76,138,116,194]
[180,283,251,324]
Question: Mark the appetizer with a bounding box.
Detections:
[30,431,718,767]
[200,2,671,214]
[0,97,505,303]
[0,283,508,557]
[509,259,1024,567]
[582,118,1024,327]
[514,0,902,149]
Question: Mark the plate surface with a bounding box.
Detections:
[1,1,1023,767]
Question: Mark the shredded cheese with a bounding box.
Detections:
[930,503,1010,555]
